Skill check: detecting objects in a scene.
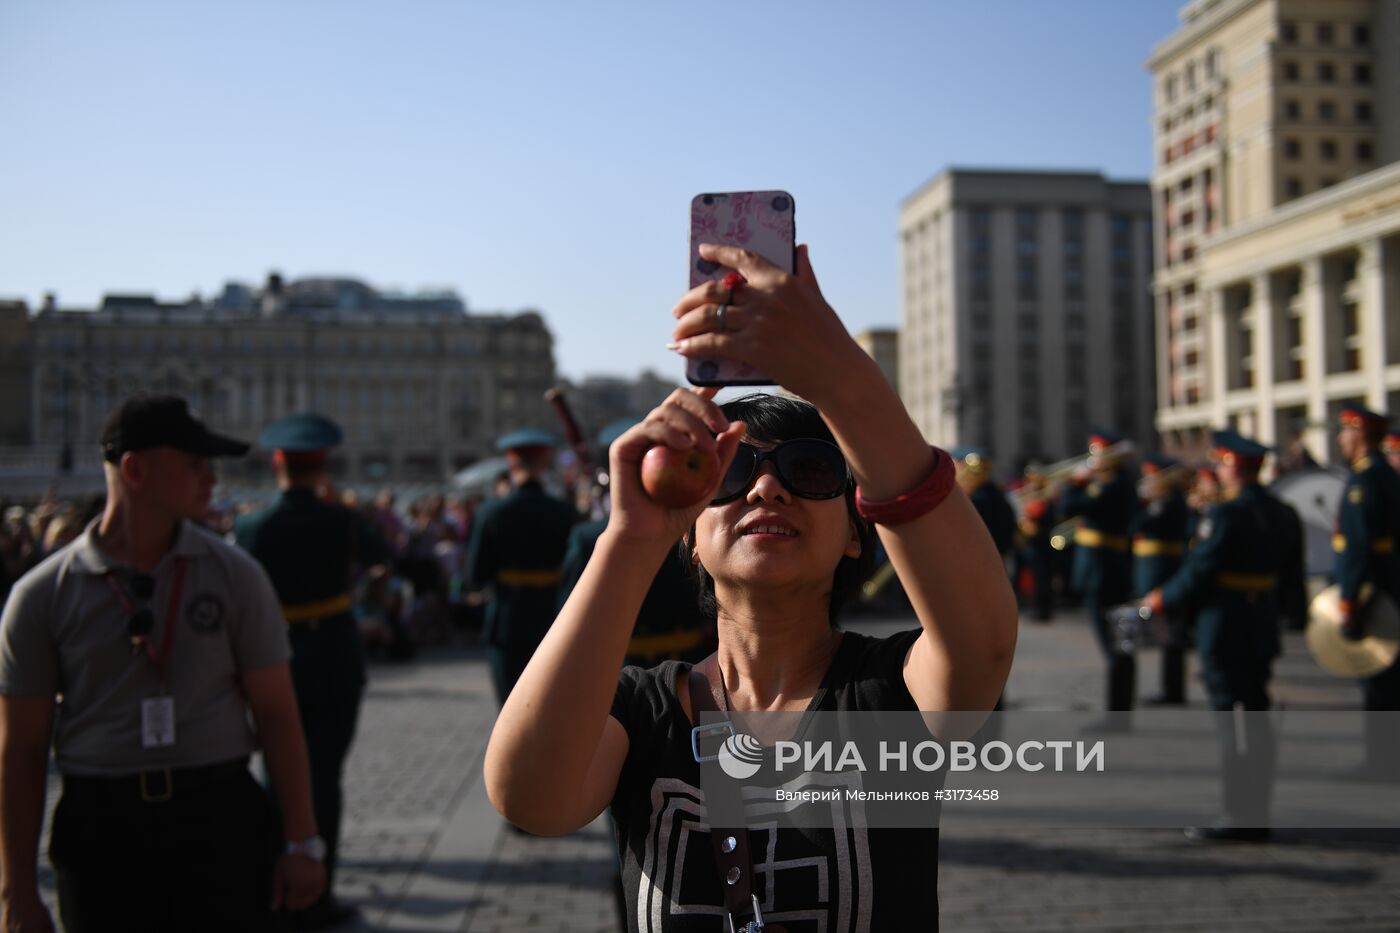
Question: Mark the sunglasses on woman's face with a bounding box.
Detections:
[711,439,849,505]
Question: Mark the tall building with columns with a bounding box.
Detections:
[899,169,1156,473]
[15,275,558,489]
[1149,0,1400,463]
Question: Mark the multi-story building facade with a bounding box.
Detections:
[1149,0,1400,463]
[560,370,679,445]
[0,301,31,445]
[854,328,899,391]
[10,274,558,490]
[899,170,1155,472]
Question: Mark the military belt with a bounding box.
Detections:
[497,568,563,588]
[1133,538,1186,558]
[627,628,705,660]
[282,593,353,623]
[1332,534,1395,554]
[1216,572,1276,592]
[1074,529,1129,552]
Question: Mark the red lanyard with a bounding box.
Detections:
[104,558,188,678]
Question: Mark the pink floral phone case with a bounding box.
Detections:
[687,191,796,386]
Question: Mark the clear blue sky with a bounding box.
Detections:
[0,0,1182,384]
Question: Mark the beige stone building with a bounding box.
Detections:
[899,170,1155,473]
[5,275,559,492]
[854,328,899,391]
[1149,0,1400,463]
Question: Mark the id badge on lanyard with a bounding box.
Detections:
[107,558,187,750]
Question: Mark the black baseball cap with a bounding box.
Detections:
[99,395,251,463]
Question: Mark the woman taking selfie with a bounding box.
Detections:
[485,243,1017,931]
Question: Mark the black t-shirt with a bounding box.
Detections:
[609,628,940,932]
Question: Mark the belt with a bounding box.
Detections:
[61,758,250,804]
[627,628,705,661]
[1216,572,1276,592]
[1074,528,1129,552]
[1332,534,1395,554]
[282,593,353,623]
[497,568,562,588]
[1133,538,1186,557]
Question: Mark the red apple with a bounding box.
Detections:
[640,445,721,509]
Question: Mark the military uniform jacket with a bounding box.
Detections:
[234,488,390,612]
[1159,485,1305,663]
[557,516,707,666]
[1059,471,1137,603]
[465,481,576,648]
[969,482,1017,556]
[1333,454,1400,606]
[1130,491,1191,597]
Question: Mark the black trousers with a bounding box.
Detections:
[1361,657,1400,774]
[1202,658,1276,826]
[50,764,276,933]
[287,615,366,900]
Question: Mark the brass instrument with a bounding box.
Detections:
[1306,583,1400,677]
[1009,440,1137,511]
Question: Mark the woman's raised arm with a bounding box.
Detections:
[483,390,745,833]
[669,244,1017,711]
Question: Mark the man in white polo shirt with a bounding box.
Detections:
[0,395,325,933]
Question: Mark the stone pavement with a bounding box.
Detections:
[31,609,1400,931]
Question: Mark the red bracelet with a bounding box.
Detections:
[855,447,956,525]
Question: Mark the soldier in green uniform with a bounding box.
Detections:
[1131,454,1193,705]
[952,448,1017,559]
[1059,430,1139,727]
[1383,430,1400,474]
[466,430,577,705]
[234,413,390,930]
[557,420,709,667]
[1332,405,1400,779]
[1146,430,1306,841]
[1016,462,1058,621]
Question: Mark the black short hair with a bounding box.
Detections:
[680,393,877,629]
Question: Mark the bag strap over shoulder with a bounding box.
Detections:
[688,658,767,932]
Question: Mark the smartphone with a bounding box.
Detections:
[687,190,796,386]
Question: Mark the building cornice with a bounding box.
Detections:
[1145,0,1263,71]
[1203,161,1400,250]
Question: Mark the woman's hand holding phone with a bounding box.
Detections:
[669,243,867,409]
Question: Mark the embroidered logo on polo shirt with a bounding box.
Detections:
[187,593,225,634]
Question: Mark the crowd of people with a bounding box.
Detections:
[2,244,1397,931]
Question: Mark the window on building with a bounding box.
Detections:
[1285,177,1303,199]
[1354,63,1371,84]
[1282,60,1299,80]
[1205,48,1219,77]
[1283,99,1300,119]
[1357,140,1374,161]
[1180,208,1196,228]
[1320,176,1336,188]
[1316,23,1333,44]
[1185,62,1197,91]
[1062,207,1084,237]
[1320,139,1338,160]
[1318,100,1336,121]
[1280,21,1298,43]
[1318,62,1336,82]
[1355,101,1373,122]
[1064,265,1085,301]
[1165,74,1178,103]
[1184,350,1199,367]
[1283,138,1301,159]
[1017,258,1038,301]
[1353,23,1370,46]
